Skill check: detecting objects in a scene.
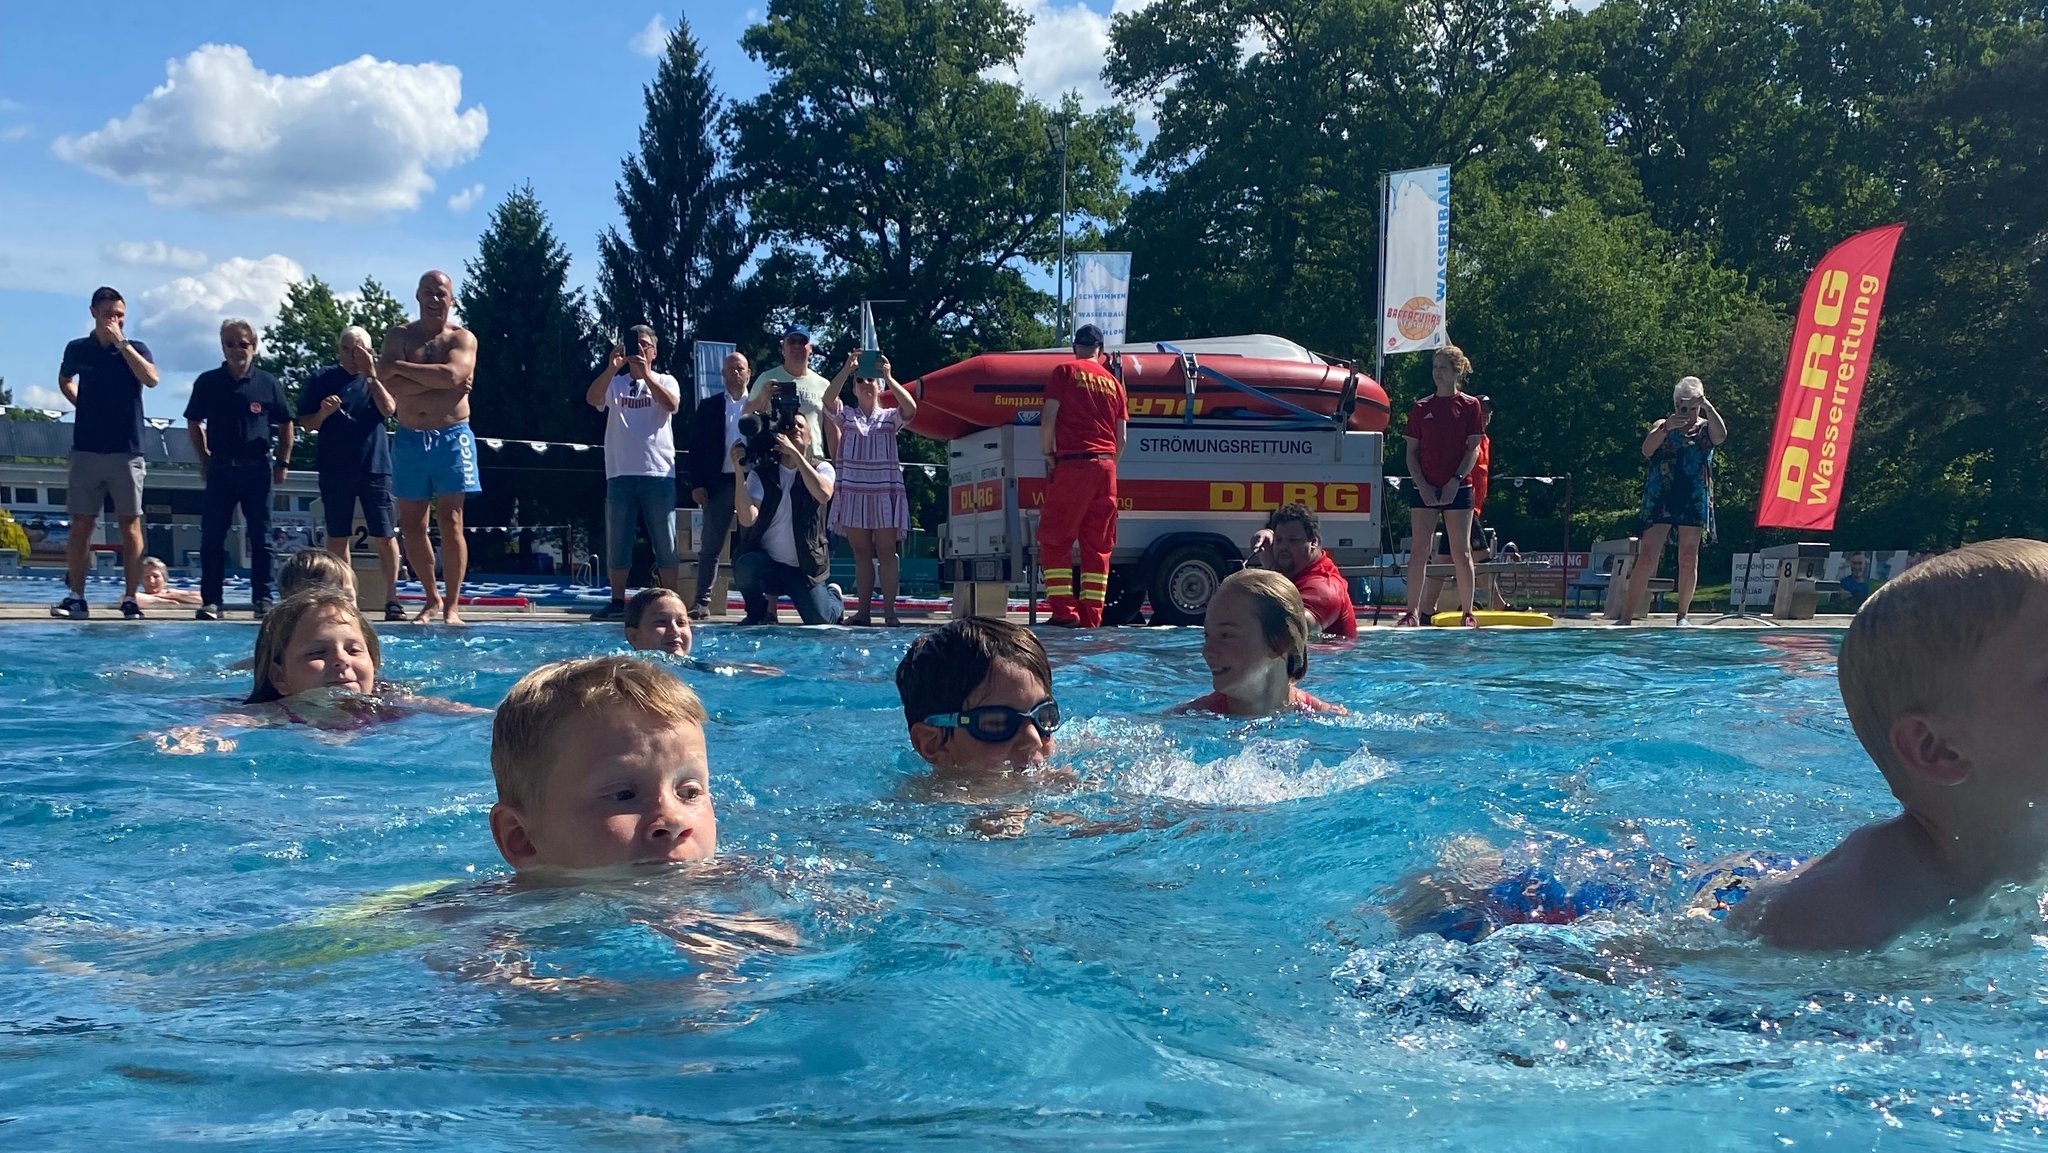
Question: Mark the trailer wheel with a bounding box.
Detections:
[1101,566,1146,627]
[1148,543,1227,626]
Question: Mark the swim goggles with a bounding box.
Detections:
[921,699,1062,743]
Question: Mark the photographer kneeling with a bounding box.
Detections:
[731,411,843,625]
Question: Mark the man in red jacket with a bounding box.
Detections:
[1037,324,1127,627]
[1248,503,1358,639]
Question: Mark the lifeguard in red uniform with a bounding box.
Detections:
[1037,325,1127,627]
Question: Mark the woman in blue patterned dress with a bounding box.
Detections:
[1616,376,1727,625]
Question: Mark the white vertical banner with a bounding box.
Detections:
[692,340,736,404]
[1380,166,1451,354]
[1070,252,1133,345]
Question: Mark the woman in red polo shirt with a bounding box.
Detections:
[1399,346,1487,627]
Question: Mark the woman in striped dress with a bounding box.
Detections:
[826,352,918,626]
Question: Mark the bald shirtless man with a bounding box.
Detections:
[380,270,480,624]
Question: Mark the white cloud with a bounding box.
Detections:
[133,254,307,387]
[996,0,1157,113]
[17,384,66,412]
[52,45,488,220]
[0,124,29,143]
[105,240,210,270]
[448,183,486,212]
[632,15,670,57]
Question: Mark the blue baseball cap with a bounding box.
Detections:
[781,326,812,344]
[1072,324,1105,346]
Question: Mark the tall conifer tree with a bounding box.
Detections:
[596,15,753,390]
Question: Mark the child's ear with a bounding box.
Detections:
[489,802,541,868]
[908,722,951,768]
[1889,713,1971,787]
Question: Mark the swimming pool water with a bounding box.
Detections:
[3,624,2044,1151]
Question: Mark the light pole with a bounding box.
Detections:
[1045,114,1071,340]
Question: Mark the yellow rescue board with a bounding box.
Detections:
[1429,610,1555,628]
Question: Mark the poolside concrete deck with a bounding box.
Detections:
[0,599,1855,629]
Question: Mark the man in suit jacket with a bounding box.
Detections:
[686,351,752,619]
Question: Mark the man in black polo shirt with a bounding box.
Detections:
[52,285,160,620]
[299,325,402,620]
[185,318,295,619]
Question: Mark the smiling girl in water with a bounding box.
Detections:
[1178,568,1346,717]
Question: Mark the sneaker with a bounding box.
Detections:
[384,601,406,622]
[1674,616,1692,627]
[120,597,145,620]
[590,599,626,621]
[687,602,710,621]
[51,596,89,620]
[826,582,844,604]
[252,599,274,619]
[196,605,222,622]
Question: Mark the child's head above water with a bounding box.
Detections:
[246,588,381,703]
[489,656,715,873]
[624,587,693,656]
[278,548,357,599]
[1839,538,2048,821]
[895,618,1059,773]
[141,555,171,592]
[1202,568,1310,712]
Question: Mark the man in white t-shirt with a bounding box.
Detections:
[732,412,843,625]
[586,324,681,619]
[744,325,838,463]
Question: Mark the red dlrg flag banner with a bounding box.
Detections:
[1757,223,1906,531]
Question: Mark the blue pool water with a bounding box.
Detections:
[3,624,2044,1151]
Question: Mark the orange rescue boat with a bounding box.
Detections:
[902,335,1390,441]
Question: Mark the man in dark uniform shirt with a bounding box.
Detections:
[52,285,160,620]
[185,318,295,618]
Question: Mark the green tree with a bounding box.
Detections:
[459,182,607,540]
[259,276,410,399]
[731,0,1134,376]
[595,14,755,382]
[1442,195,1774,554]
[1106,0,1631,357]
[1839,32,2048,546]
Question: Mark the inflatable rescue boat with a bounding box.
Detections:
[902,335,1391,441]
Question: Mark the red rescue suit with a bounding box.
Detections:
[1037,355,1126,626]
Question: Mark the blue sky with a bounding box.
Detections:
[0,1,1131,420]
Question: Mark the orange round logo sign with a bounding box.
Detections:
[1391,296,1441,342]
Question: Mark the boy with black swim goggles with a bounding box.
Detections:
[896,618,1059,773]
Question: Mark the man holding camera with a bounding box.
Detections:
[744,326,837,462]
[731,411,842,625]
[586,324,682,620]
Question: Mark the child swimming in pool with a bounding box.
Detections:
[625,586,695,656]
[896,618,1060,776]
[241,588,480,725]
[278,547,355,598]
[1728,538,2048,950]
[136,557,204,608]
[488,655,717,873]
[1176,568,1346,717]
[1393,540,2048,951]
[622,587,780,675]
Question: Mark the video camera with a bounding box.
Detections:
[736,380,802,471]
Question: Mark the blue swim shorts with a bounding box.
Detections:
[392,421,482,501]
